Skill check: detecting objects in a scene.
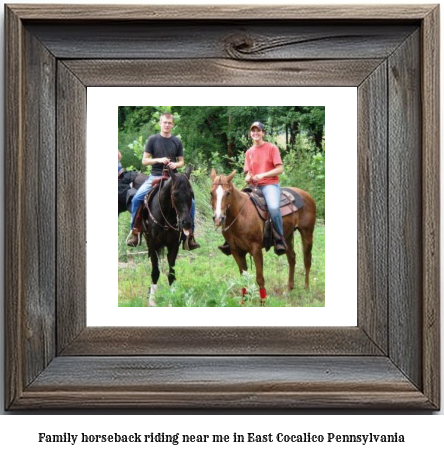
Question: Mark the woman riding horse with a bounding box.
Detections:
[211,169,316,302]
[219,121,287,256]
[211,122,316,302]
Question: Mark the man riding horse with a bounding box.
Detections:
[126,112,200,250]
[219,121,287,256]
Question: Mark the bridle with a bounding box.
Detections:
[212,177,254,232]
[157,178,181,231]
[146,171,191,234]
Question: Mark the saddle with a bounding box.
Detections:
[243,186,303,220]
[143,169,171,207]
[243,186,304,251]
[151,169,170,189]
[133,170,171,232]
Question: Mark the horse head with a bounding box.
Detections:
[210,169,236,227]
[169,166,193,235]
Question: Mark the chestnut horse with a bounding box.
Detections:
[210,169,316,301]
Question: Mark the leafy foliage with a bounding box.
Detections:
[118,106,325,217]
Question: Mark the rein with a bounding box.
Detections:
[146,170,188,233]
[214,178,257,232]
[157,178,180,232]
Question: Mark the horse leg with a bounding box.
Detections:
[285,236,296,291]
[251,246,266,304]
[232,249,248,274]
[231,250,248,301]
[299,227,314,289]
[148,249,161,307]
[167,243,180,286]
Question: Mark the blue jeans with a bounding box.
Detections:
[131,174,196,229]
[259,184,283,237]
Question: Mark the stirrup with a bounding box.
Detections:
[218,242,232,256]
[273,237,287,256]
[187,235,200,250]
[126,230,141,248]
[183,235,200,251]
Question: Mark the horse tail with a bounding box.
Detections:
[148,245,166,259]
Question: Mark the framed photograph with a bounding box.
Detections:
[5,4,440,409]
[103,90,354,322]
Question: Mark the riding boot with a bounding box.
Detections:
[126,229,141,247]
[182,232,200,251]
[218,241,232,256]
[186,233,200,251]
[274,236,287,256]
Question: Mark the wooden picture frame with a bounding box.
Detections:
[5,4,440,410]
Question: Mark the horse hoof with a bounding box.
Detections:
[148,284,157,307]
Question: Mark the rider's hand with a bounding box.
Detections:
[167,162,177,170]
[158,157,171,165]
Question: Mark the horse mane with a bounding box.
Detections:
[158,174,189,198]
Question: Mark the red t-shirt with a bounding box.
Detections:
[244,142,283,185]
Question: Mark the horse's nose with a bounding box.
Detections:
[213,214,225,227]
[181,217,192,230]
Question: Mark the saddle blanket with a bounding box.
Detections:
[243,186,303,220]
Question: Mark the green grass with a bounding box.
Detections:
[118,199,325,307]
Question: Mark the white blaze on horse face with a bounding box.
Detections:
[214,185,224,222]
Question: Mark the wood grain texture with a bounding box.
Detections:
[56,62,87,353]
[4,4,24,411]
[21,28,57,387]
[4,4,440,410]
[7,4,435,20]
[61,327,383,356]
[421,6,440,409]
[64,59,384,87]
[26,23,416,60]
[357,62,388,354]
[13,356,433,409]
[388,31,422,389]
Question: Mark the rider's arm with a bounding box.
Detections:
[142,152,170,167]
[244,152,252,183]
[254,164,284,181]
[168,156,184,170]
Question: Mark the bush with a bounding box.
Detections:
[281,150,325,219]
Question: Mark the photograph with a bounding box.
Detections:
[3,1,439,415]
[118,106,325,308]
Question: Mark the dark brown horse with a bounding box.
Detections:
[210,169,316,302]
[142,167,194,306]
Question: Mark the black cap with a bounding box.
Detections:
[250,121,265,131]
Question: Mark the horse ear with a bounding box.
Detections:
[185,165,192,180]
[168,168,176,181]
[210,168,217,181]
[227,170,237,182]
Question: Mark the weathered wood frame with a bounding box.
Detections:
[4,4,440,410]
